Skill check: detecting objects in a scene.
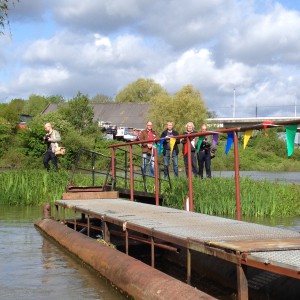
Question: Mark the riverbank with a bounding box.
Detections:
[1,169,299,217]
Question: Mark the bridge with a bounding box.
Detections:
[207,116,300,129]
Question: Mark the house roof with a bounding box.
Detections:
[42,102,150,129]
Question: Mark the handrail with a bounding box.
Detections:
[108,119,300,219]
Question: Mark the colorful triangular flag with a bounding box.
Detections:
[285,125,297,157]
[225,132,234,154]
[243,130,253,149]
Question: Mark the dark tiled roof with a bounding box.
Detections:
[42,102,150,129]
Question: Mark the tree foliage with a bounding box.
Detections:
[59,92,94,133]
[0,0,18,34]
[23,94,50,117]
[115,78,166,103]
[90,94,113,103]
[148,85,207,133]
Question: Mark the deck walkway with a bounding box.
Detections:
[55,198,300,299]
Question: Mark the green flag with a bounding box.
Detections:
[196,136,204,152]
[285,125,297,157]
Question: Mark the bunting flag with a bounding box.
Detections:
[183,142,188,156]
[243,130,253,149]
[196,136,204,152]
[285,125,297,157]
[225,132,234,154]
[169,138,176,155]
[263,120,274,136]
[212,134,219,147]
[158,138,165,155]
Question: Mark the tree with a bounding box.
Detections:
[23,94,50,117]
[0,0,18,34]
[115,78,166,103]
[90,94,113,104]
[59,92,94,133]
[147,85,207,132]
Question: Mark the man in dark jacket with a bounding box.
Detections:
[160,121,180,177]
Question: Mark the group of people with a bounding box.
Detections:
[43,120,214,178]
[139,121,214,179]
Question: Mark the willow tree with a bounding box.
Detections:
[148,85,207,133]
[0,0,18,34]
[115,78,166,103]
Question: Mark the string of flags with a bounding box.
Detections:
[153,122,298,157]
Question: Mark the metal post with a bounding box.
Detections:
[187,138,194,212]
[151,236,155,268]
[187,248,191,285]
[74,210,77,230]
[104,221,110,243]
[237,258,249,300]
[234,131,241,220]
[124,150,128,189]
[129,145,134,201]
[55,204,58,221]
[92,152,95,186]
[154,147,160,205]
[111,147,115,179]
[125,229,129,255]
[87,215,90,237]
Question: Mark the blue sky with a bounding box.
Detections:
[1,0,300,118]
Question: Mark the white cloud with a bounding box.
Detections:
[2,0,300,117]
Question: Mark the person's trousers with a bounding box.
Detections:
[183,151,197,177]
[197,151,211,178]
[142,153,154,177]
[163,150,178,177]
[43,150,58,171]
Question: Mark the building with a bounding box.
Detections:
[42,102,150,130]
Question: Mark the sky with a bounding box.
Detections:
[1,0,300,118]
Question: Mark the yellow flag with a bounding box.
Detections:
[243,130,253,149]
[170,138,176,155]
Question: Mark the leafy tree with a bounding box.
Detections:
[59,92,94,133]
[90,94,113,103]
[2,98,25,124]
[148,85,207,132]
[0,116,12,156]
[46,95,65,104]
[115,78,166,103]
[23,94,50,117]
[0,0,19,34]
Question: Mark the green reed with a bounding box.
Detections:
[162,177,300,217]
[1,170,299,217]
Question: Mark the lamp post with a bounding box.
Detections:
[233,88,236,118]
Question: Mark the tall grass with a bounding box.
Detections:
[0,170,70,205]
[163,177,300,217]
[1,170,299,217]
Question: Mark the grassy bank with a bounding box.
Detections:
[163,177,300,217]
[0,170,299,217]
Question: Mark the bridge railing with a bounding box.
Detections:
[109,119,300,220]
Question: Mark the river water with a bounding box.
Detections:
[0,206,127,300]
[1,171,299,299]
